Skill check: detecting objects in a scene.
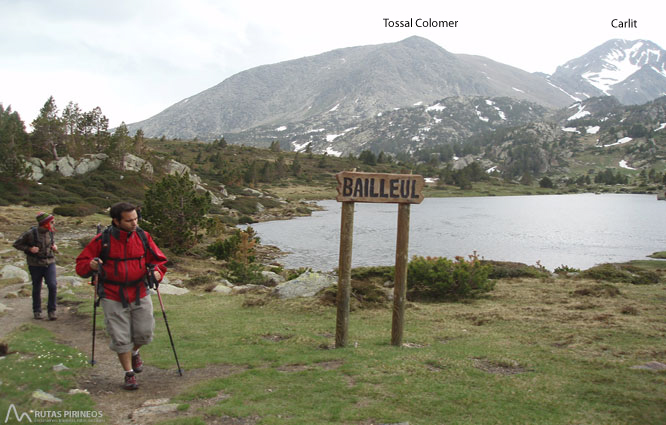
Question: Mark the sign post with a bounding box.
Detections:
[334,171,424,347]
[335,201,354,348]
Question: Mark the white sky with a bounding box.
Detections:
[1,0,664,129]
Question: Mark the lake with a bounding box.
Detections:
[247,194,666,272]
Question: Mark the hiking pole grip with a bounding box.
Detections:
[155,281,184,376]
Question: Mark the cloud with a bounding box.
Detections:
[0,0,664,128]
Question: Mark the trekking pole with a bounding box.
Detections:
[149,265,183,376]
[90,258,101,366]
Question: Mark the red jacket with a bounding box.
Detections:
[76,226,167,304]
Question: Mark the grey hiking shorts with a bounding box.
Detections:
[101,295,155,353]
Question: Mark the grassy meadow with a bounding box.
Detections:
[2,257,666,424]
[140,273,666,424]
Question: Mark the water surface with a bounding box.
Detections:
[248,194,666,271]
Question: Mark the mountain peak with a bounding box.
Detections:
[550,39,666,104]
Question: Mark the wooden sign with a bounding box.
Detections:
[334,171,425,348]
[336,172,425,204]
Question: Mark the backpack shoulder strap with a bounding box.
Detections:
[31,226,39,245]
[135,228,158,259]
[99,226,112,263]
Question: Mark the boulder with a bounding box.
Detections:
[26,158,46,181]
[130,399,179,421]
[242,188,263,197]
[232,284,269,294]
[57,276,85,287]
[46,156,77,177]
[74,154,108,175]
[155,283,189,295]
[32,389,62,403]
[212,285,232,294]
[164,160,201,185]
[273,271,337,299]
[261,271,285,287]
[631,361,666,371]
[122,153,154,174]
[219,185,229,197]
[0,265,29,283]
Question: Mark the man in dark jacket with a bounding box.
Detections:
[13,212,59,320]
[76,202,167,390]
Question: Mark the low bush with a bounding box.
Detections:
[224,197,260,215]
[482,260,550,279]
[554,265,581,275]
[351,266,394,282]
[207,233,241,261]
[579,263,661,285]
[53,203,100,217]
[408,254,494,301]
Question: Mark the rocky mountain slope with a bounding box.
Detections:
[549,39,666,105]
[127,36,573,140]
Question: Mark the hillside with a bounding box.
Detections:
[126,36,573,140]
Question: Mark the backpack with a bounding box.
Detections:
[95,225,159,306]
[29,227,54,259]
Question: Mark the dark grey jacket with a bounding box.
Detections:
[13,227,56,267]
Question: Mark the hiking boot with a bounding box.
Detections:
[33,311,43,320]
[48,311,57,321]
[124,371,138,390]
[132,352,144,373]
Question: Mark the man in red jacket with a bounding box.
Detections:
[76,202,167,390]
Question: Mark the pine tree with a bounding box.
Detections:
[142,173,212,252]
[0,104,30,178]
[31,96,65,160]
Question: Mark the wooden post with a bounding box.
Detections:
[335,201,354,348]
[391,203,410,346]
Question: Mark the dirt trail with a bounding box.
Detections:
[1,207,251,424]
[1,282,246,424]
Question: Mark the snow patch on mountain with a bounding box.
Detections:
[475,106,489,122]
[619,160,636,170]
[426,103,446,112]
[600,137,633,148]
[567,103,591,121]
[546,81,582,102]
[326,146,342,157]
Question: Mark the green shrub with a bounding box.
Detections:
[284,267,310,281]
[53,203,99,217]
[482,260,550,279]
[225,197,260,215]
[207,227,260,262]
[351,266,394,282]
[207,233,241,261]
[407,254,494,301]
[238,215,255,224]
[554,265,581,275]
[258,198,282,209]
[579,263,661,285]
